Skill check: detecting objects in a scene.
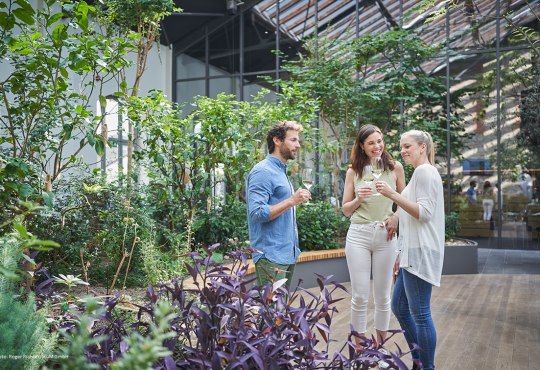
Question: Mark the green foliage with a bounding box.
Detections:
[134,89,317,250]
[29,177,180,287]
[193,196,249,254]
[0,208,59,288]
[0,0,134,190]
[0,156,40,223]
[0,234,19,293]
[282,29,470,201]
[297,201,349,251]
[99,0,178,33]
[139,230,188,285]
[0,293,57,370]
[445,212,461,240]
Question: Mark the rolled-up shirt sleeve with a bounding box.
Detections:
[247,169,271,223]
[416,166,439,223]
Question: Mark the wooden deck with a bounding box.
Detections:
[308,274,540,370]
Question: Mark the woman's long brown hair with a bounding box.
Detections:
[349,124,395,176]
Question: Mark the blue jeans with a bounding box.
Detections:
[391,269,436,370]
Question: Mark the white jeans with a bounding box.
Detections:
[482,199,494,221]
[345,222,398,333]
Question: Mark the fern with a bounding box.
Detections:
[0,293,56,370]
[0,235,21,294]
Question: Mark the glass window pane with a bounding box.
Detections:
[176,54,206,79]
[209,77,240,98]
[177,79,205,116]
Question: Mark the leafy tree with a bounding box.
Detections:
[133,89,317,251]
[282,30,469,199]
[0,0,133,194]
[0,0,176,208]
[96,0,179,185]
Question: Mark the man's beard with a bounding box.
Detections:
[280,146,295,161]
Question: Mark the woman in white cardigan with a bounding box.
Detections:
[375,130,444,370]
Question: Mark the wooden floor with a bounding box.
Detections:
[307,274,540,370]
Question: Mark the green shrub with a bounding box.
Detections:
[445,211,461,239]
[31,177,178,288]
[193,196,249,253]
[0,293,57,370]
[297,201,349,251]
[140,231,189,285]
[0,156,41,226]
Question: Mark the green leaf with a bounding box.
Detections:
[12,3,35,25]
[52,24,67,46]
[46,12,64,26]
[0,266,21,280]
[60,67,68,78]
[42,191,55,208]
[15,47,34,55]
[21,253,36,266]
[0,13,15,31]
[14,223,30,238]
[19,183,34,198]
[99,95,107,109]
[87,130,96,146]
[75,1,89,31]
[95,139,105,157]
[23,239,61,250]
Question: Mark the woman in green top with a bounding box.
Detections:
[342,124,405,351]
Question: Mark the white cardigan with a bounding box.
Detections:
[398,164,445,286]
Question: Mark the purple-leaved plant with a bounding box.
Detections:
[49,246,412,369]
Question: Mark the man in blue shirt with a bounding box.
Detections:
[246,121,311,290]
[466,180,477,204]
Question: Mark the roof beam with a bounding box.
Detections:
[171,0,262,55]
[374,0,398,29]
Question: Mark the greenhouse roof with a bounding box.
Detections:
[165,0,540,75]
[252,0,540,73]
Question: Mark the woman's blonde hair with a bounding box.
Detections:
[401,129,435,165]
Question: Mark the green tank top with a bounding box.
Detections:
[350,168,396,224]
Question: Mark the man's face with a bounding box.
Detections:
[276,129,301,161]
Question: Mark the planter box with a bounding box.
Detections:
[442,238,478,275]
[244,250,350,290]
[291,250,349,289]
[244,240,478,290]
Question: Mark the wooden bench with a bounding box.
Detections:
[241,249,346,275]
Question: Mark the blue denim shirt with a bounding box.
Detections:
[246,154,300,265]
